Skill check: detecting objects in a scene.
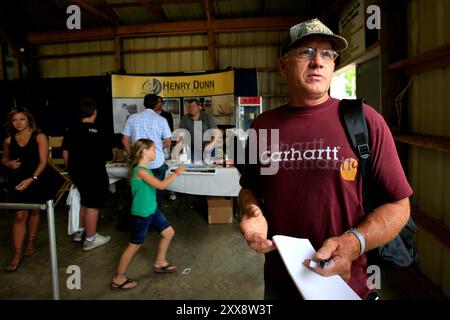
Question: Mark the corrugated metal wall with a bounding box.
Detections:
[38,40,115,77]
[407,0,450,297]
[37,31,288,108]
[216,31,288,110]
[123,35,208,73]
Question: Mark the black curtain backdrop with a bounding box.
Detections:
[234,68,257,97]
[0,68,257,146]
[39,76,112,137]
[0,80,15,142]
[0,76,113,144]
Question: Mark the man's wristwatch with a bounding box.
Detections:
[32,175,38,182]
[345,228,366,256]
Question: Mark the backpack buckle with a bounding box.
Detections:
[357,144,370,159]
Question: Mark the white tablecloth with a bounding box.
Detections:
[105,163,128,193]
[165,167,241,197]
[106,163,128,184]
[106,163,241,197]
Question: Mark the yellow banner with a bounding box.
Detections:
[112,71,234,98]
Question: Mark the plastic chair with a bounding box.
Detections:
[48,136,73,206]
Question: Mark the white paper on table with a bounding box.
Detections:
[272,235,361,300]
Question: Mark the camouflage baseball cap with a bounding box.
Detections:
[280,18,348,56]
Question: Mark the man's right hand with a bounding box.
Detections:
[240,204,276,254]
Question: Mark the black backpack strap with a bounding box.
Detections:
[339,99,372,214]
[339,99,370,160]
[340,100,418,267]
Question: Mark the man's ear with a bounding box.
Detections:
[277,57,287,76]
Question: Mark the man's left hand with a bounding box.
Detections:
[303,233,360,282]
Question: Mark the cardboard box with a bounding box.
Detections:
[207,196,233,224]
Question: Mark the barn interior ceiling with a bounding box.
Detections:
[0,0,346,45]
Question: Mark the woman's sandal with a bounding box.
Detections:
[24,247,36,257]
[5,254,23,272]
[153,263,177,273]
[24,237,36,257]
[111,278,138,290]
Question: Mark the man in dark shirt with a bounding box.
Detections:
[176,99,220,163]
[62,98,112,251]
[238,18,413,299]
[154,96,174,132]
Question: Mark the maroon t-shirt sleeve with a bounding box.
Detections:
[364,105,413,201]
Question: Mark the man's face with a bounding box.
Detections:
[188,102,200,117]
[279,37,336,102]
[154,98,163,112]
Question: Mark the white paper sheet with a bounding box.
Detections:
[272,235,361,300]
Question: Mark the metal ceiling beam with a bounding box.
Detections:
[136,0,167,22]
[109,2,141,8]
[110,0,269,9]
[320,0,346,23]
[263,0,270,16]
[71,0,118,25]
[51,0,66,9]
[98,0,124,25]
[28,16,306,44]
[204,0,215,20]
[110,0,201,8]
[158,0,202,3]
[204,0,216,70]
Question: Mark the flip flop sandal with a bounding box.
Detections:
[24,248,36,257]
[5,256,24,272]
[153,263,177,273]
[111,278,138,290]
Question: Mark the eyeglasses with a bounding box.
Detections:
[290,47,339,62]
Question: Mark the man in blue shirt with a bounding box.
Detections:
[122,94,172,209]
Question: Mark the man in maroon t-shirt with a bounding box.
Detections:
[238,18,413,300]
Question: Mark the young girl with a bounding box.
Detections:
[111,139,184,290]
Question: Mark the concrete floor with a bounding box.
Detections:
[0,193,264,300]
[0,191,446,300]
